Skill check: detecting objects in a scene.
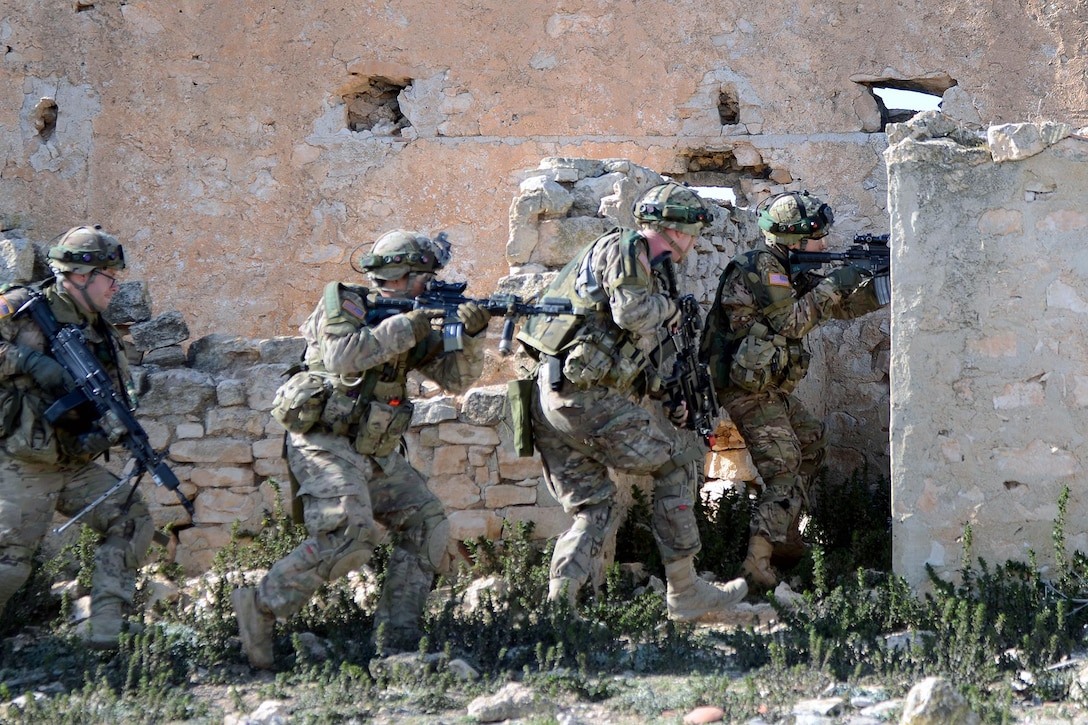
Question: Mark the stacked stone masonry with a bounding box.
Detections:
[2,159,890,575]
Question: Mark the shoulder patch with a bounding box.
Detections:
[341,298,366,322]
[768,272,791,287]
[0,294,14,319]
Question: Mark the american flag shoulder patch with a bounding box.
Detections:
[341,298,366,321]
[768,272,791,287]
[0,295,13,319]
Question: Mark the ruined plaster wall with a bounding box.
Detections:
[886,114,1088,590]
[3,1,1084,343]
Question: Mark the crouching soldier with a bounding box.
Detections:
[232,230,489,668]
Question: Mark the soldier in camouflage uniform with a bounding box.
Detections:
[232,229,489,669]
[703,191,887,590]
[517,182,748,622]
[0,225,153,649]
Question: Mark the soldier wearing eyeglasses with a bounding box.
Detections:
[0,225,152,649]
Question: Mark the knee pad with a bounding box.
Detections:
[319,524,376,581]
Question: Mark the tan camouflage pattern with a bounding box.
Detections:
[256,286,479,650]
[713,241,884,544]
[0,457,153,611]
[525,230,702,593]
[0,279,149,620]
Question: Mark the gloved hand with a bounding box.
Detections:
[74,431,112,458]
[825,265,867,293]
[15,346,72,396]
[100,409,128,443]
[405,308,445,342]
[665,400,689,428]
[457,301,491,336]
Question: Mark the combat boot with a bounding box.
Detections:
[78,597,144,650]
[771,516,806,570]
[741,535,777,591]
[665,557,747,622]
[232,587,275,669]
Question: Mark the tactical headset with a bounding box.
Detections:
[757,191,834,236]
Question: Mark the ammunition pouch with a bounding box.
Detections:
[353,400,414,457]
[730,323,809,394]
[730,323,788,393]
[507,378,535,457]
[561,327,647,393]
[780,340,810,394]
[271,370,332,434]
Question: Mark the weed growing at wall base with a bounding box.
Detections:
[3,474,1088,722]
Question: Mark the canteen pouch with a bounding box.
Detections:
[353,400,414,457]
[729,324,788,393]
[507,378,535,457]
[270,371,330,434]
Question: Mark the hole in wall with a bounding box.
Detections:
[344,77,410,135]
[861,78,952,131]
[33,97,58,141]
[673,148,768,208]
[717,86,739,125]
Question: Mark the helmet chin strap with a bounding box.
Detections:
[63,271,105,315]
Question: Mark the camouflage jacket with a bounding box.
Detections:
[708,241,882,395]
[300,282,485,407]
[0,279,132,463]
[517,229,676,393]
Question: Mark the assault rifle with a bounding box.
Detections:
[790,233,891,305]
[366,279,575,355]
[655,255,720,445]
[16,291,195,532]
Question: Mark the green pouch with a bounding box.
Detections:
[353,400,414,457]
[270,371,330,434]
[507,378,535,457]
[729,330,788,393]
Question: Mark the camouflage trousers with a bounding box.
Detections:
[258,431,449,650]
[0,452,153,613]
[720,387,827,545]
[531,372,703,591]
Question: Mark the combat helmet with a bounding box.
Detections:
[47,225,126,275]
[757,191,834,245]
[633,182,713,237]
[358,230,448,281]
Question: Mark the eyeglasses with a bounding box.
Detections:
[90,269,119,286]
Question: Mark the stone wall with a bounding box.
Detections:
[886,114,1088,590]
[3,2,1084,344]
[4,157,891,574]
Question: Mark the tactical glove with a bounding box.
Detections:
[405,308,445,342]
[100,409,129,443]
[825,265,867,293]
[74,431,112,458]
[15,346,72,396]
[665,400,689,428]
[457,301,491,336]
